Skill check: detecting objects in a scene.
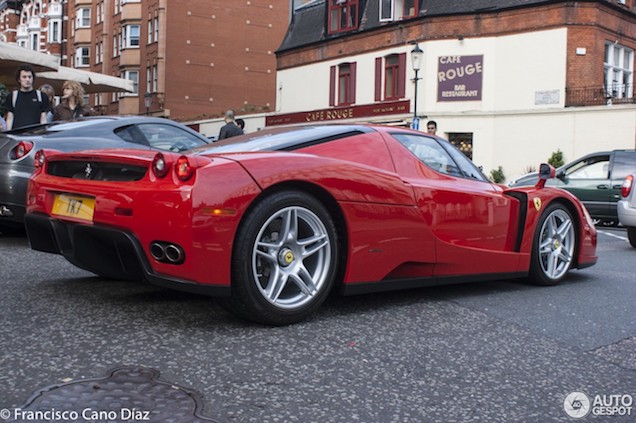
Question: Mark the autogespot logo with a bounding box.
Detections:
[564,391,592,419]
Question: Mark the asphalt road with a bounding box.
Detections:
[0,228,634,422]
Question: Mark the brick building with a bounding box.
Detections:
[1,0,290,121]
[257,0,636,181]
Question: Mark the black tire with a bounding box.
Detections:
[627,227,636,248]
[228,190,339,325]
[528,203,576,286]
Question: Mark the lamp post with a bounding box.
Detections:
[410,43,423,129]
[144,92,152,116]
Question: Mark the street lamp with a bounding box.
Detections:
[144,92,152,116]
[410,43,423,129]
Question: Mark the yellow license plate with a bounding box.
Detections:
[51,194,95,221]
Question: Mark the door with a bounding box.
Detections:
[555,153,611,219]
[388,132,519,276]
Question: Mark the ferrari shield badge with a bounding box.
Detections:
[533,197,542,211]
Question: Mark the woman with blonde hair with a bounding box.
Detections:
[53,80,94,121]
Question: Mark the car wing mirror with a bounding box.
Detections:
[535,163,556,188]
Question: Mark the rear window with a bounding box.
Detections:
[191,125,370,155]
[612,152,636,181]
[6,118,114,136]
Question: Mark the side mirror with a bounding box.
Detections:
[535,163,555,189]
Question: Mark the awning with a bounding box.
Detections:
[0,41,60,87]
[38,66,134,94]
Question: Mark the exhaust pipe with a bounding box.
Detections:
[149,241,185,264]
[150,242,166,261]
[165,244,184,263]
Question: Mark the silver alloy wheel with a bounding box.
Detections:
[537,208,575,280]
[251,206,332,310]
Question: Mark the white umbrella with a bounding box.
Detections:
[0,41,60,87]
[38,66,134,94]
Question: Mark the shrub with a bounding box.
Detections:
[489,166,505,183]
[548,149,564,168]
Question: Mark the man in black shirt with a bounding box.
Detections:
[218,109,244,140]
[3,64,49,131]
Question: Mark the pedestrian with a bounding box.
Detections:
[236,118,245,132]
[426,120,437,136]
[39,84,56,123]
[2,64,50,130]
[53,80,94,121]
[217,109,244,140]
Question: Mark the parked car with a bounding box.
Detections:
[0,116,209,230]
[618,174,636,248]
[509,150,636,225]
[25,124,597,325]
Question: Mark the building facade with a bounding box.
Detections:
[1,0,290,121]
[261,0,636,181]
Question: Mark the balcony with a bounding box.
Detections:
[121,2,142,22]
[72,27,92,44]
[566,84,635,107]
[119,48,140,67]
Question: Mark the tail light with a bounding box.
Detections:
[151,153,170,178]
[12,141,34,160]
[34,150,46,169]
[621,175,633,198]
[175,156,193,181]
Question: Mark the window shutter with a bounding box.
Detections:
[350,62,357,104]
[397,53,406,98]
[375,57,383,101]
[329,65,336,106]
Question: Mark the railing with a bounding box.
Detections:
[566,84,635,107]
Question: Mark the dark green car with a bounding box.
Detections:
[509,150,636,225]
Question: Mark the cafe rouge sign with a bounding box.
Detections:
[437,55,483,102]
[265,100,410,126]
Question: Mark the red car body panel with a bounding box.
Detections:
[25,125,597,297]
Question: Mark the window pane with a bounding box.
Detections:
[392,134,463,177]
[380,0,392,20]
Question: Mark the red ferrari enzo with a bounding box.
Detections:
[25,124,597,325]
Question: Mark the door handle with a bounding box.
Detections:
[597,184,609,189]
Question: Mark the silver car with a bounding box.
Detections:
[618,174,636,248]
[0,116,209,232]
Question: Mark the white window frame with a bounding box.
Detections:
[77,8,91,28]
[121,70,139,95]
[75,46,90,67]
[154,17,159,42]
[604,42,634,99]
[30,32,39,50]
[147,19,152,44]
[48,19,61,43]
[379,0,394,21]
[122,24,140,48]
[146,66,151,93]
[112,35,118,57]
[152,65,158,92]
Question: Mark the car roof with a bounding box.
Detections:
[190,124,378,155]
[5,116,206,141]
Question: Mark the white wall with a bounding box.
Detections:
[433,106,636,182]
[277,28,568,114]
[190,28,635,183]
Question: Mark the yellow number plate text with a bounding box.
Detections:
[51,194,95,221]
